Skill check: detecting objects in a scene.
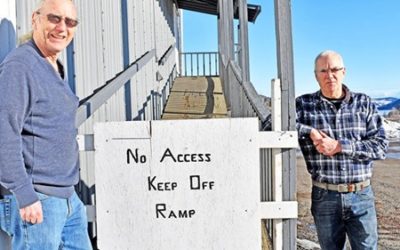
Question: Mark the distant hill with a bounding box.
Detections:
[373,97,398,108]
[376,98,400,110]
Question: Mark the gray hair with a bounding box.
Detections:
[35,0,74,12]
[34,0,47,12]
[314,50,344,71]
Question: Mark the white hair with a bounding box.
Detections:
[35,0,74,12]
[314,50,344,71]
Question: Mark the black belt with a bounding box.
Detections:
[0,185,12,198]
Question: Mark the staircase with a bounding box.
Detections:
[162,76,228,119]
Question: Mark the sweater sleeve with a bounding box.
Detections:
[0,61,39,208]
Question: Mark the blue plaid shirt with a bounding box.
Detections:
[296,85,388,184]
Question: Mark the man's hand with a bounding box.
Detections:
[311,130,342,156]
[19,201,43,224]
[310,128,323,141]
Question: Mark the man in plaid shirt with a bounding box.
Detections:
[296,50,388,250]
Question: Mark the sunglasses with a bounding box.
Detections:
[316,67,344,75]
[36,12,79,28]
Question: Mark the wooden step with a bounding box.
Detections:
[162,76,228,120]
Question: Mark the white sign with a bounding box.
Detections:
[94,118,277,249]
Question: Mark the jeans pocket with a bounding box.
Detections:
[356,186,374,201]
[0,197,11,235]
[311,186,327,202]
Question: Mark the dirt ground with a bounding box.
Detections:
[297,141,400,250]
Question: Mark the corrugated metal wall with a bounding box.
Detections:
[5,0,180,240]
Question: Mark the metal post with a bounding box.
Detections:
[184,53,187,76]
[190,53,193,76]
[209,53,212,75]
[214,53,218,75]
[197,53,199,76]
[203,53,205,75]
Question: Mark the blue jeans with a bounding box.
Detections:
[311,185,378,250]
[0,191,92,250]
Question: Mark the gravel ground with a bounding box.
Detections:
[296,141,400,250]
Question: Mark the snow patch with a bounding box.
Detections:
[383,119,400,140]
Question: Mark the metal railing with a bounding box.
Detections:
[179,51,271,128]
[76,49,156,127]
[220,53,271,128]
[180,52,219,77]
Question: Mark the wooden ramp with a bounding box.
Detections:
[162,76,228,119]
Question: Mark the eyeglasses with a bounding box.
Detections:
[36,12,79,28]
[316,67,344,74]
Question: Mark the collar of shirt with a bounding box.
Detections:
[315,84,352,107]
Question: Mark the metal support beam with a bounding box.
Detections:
[274,0,297,249]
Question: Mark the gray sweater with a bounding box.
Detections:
[0,40,79,208]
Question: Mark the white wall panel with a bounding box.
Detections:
[74,1,106,133]
[146,0,176,62]
[131,73,140,119]
[101,0,125,122]
[101,0,123,81]
[134,0,144,60]
[144,0,154,53]
[126,0,135,61]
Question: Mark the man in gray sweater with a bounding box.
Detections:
[0,0,92,249]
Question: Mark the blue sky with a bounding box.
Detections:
[182,0,400,98]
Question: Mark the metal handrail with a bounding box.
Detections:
[180,52,219,77]
[76,49,156,127]
[220,57,271,129]
[179,51,271,128]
